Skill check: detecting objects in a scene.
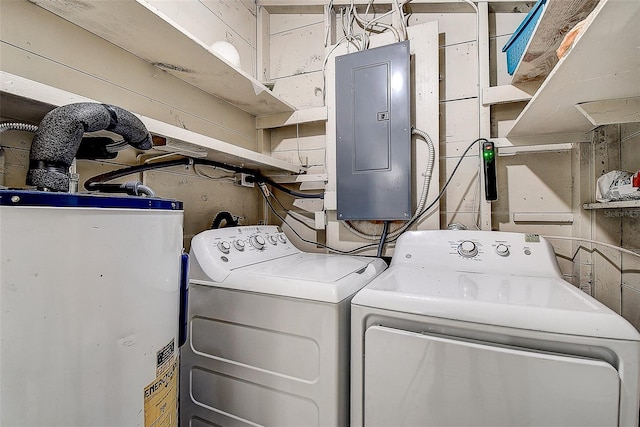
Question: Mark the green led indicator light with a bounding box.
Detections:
[483,150,494,161]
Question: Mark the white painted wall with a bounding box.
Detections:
[266,10,327,174]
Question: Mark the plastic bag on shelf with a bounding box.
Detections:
[596,170,640,202]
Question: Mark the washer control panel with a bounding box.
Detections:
[392,230,562,278]
[454,239,512,259]
[190,225,299,280]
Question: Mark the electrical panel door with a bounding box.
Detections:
[335,42,411,220]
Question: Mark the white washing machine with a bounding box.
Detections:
[351,230,640,427]
[181,225,387,427]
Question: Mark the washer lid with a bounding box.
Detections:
[352,266,640,341]
[193,254,387,303]
[247,253,372,282]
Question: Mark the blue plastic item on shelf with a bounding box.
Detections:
[502,0,547,75]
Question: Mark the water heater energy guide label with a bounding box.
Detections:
[144,340,178,427]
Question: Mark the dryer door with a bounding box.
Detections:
[363,326,619,427]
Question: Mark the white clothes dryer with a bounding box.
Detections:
[181,225,387,427]
[351,230,640,427]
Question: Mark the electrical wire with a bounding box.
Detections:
[459,0,486,228]
[385,137,487,243]
[359,0,376,49]
[259,183,378,255]
[471,167,482,230]
[325,0,334,47]
[270,187,291,212]
[321,34,358,105]
[269,188,317,230]
[392,0,408,40]
[83,156,324,199]
[193,164,235,182]
[376,221,390,257]
[322,0,407,104]
[264,177,324,199]
[341,5,365,50]
[412,138,486,220]
[264,178,390,255]
[295,123,304,166]
[85,158,194,190]
[351,2,400,44]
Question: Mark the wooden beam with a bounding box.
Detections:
[258,0,530,5]
[256,107,328,129]
[257,0,531,14]
[513,212,574,223]
[482,84,533,105]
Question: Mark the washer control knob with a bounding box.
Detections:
[495,244,510,257]
[268,235,278,245]
[278,234,287,244]
[217,241,231,254]
[457,240,478,258]
[233,240,246,251]
[250,235,266,250]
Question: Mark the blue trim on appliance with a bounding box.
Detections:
[0,189,183,210]
[178,252,190,347]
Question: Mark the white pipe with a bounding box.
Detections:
[544,235,640,259]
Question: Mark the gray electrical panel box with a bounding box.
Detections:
[335,41,411,221]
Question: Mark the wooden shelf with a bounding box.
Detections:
[1,72,302,174]
[31,0,296,117]
[583,200,640,210]
[508,0,640,139]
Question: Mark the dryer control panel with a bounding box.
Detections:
[189,225,300,283]
[391,230,563,278]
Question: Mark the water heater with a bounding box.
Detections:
[0,190,184,427]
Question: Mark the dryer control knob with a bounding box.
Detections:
[217,241,231,254]
[268,235,278,245]
[250,235,266,250]
[278,234,287,244]
[495,244,510,257]
[233,240,246,251]
[457,240,478,258]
